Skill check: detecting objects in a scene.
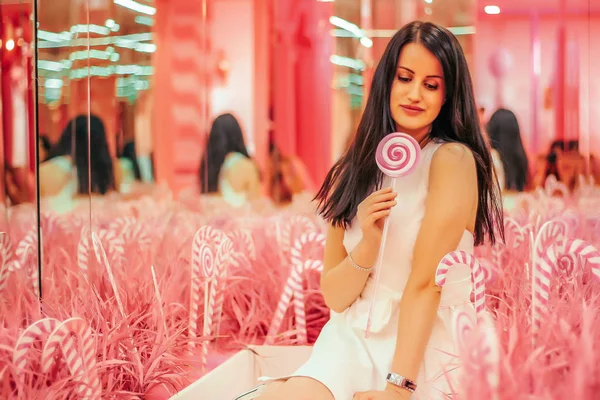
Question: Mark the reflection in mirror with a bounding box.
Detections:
[36,0,94,310]
[0,0,39,304]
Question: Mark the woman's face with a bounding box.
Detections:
[390,42,446,141]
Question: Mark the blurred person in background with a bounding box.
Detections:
[199,113,261,207]
[487,108,529,193]
[39,115,117,212]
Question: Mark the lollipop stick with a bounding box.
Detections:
[364,178,396,338]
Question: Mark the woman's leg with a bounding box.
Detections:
[256,377,335,400]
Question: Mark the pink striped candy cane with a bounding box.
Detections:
[79,229,126,282]
[42,318,101,399]
[199,238,233,369]
[189,225,232,368]
[227,228,256,261]
[109,217,152,250]
[436,251,485,320]
[15,230,39,296]
[13,318,61,387]
[560,239,600,281]
[211,238,233,342]
[0,232,14,267]
[266,232,325,345]
[503,216,525,249]
[189,229,213,353]
[532,220,567,268]
[0,261,14,293]
[532,244,558,333]
[280,215,318,259]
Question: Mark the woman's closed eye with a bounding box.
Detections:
[397,75,439,91]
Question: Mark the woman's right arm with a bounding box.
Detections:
[320,187,397,313]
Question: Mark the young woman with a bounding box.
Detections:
[199,113,261,207]
[487,108,530,193]
[39,115,116,212]
[236,21,503,400]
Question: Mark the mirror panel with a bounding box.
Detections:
[1,0,39,303]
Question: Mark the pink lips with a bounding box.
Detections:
[400,105,424,114]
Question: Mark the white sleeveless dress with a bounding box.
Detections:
[281,140,476,399]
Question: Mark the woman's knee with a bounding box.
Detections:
[257,377,334,400]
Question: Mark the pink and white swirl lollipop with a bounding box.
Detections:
[375,132,421,178]
[365,132,421,337]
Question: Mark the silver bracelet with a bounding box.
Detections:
[386,372,417,393]
[348,251,372,272]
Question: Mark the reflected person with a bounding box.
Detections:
[199,113,260,207]
[39,115,116,212]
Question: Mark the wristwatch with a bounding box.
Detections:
[386,372,417,393]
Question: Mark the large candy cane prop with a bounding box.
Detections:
[560,239,600,281]
[41,318,101,399]
[227,228,256,262]
[109,216,152,250]
[280,215,318,262]
[189,226,232,371]
[504,216,525,249]
[13,318,61,388]
[532,244,558,334]
[78,229,125,282]
[15,229,39,296]
[365,133,421,337]
[436,251,485,320]
[266,232,326,345]
[532,220,567,273]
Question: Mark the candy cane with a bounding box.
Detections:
[13,318,61,388]
[503,217,525,249]
[560,239,600,281]
[280,215,318,255]
[78,229,125,281]
[15,230,39,296]
[109,217,152,249]
[532,244,558,333]
[266,232,325,345]
[189,230,212,353]
[532,220,567,267]
[0,232,14,267]
[227,228,256,261]
[42,318,101,398]
[211,238,233,339]
[436,251,485,320]
[189,226,231,369]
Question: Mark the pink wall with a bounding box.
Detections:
[210,0,256,153]
[475,14,600,156]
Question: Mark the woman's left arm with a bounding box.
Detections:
[387,143,478,398]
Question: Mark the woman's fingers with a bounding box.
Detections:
[367,200,397,214]
[366,209,392,224]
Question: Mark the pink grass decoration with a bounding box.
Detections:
[266,231,325,345]
[453,311,500,398]
[2,186,600,398]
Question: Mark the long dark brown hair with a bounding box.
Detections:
[487,108,529,191]
[314,21,503,245]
